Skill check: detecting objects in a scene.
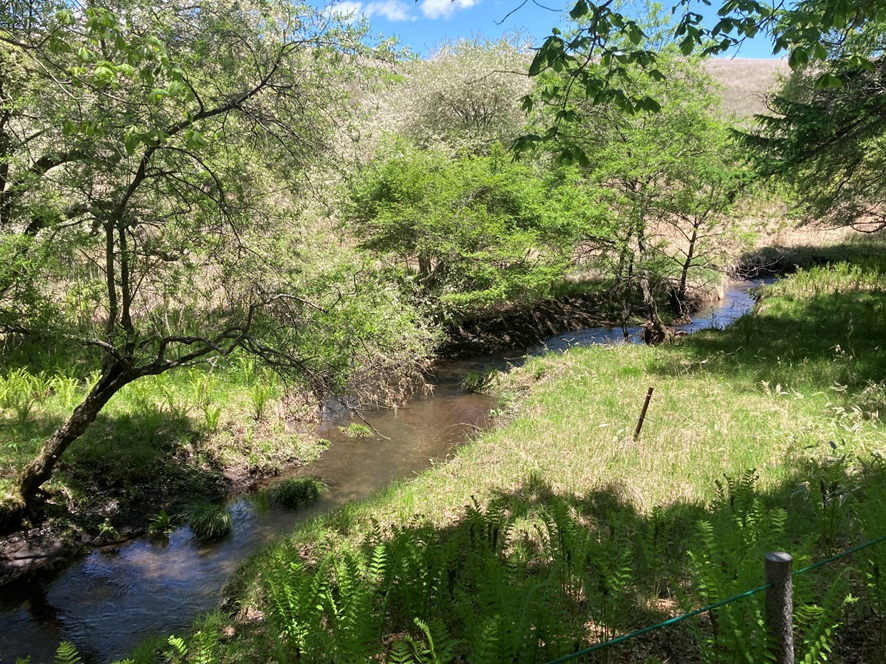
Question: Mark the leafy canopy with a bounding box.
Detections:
[518,0,886,162]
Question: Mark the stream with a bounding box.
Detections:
[0,280,765,663]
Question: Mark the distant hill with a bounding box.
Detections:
[704,58,790,118]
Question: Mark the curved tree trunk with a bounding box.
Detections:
[0,362,137,532]
[673,223,700,319]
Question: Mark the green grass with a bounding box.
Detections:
[337,422,374,438]
[266,476,325,509]
[182,501,233,541]
[163,259,886,662]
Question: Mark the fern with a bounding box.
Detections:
[388,638,420,664]
[470,615,501,664]
[53,643,81,664]
[413,617,458,664]
[166,636,188,664]
[686,472,784,663]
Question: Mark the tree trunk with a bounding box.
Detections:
[637,228,670,345]
[674,223,700,319]
[0,363,137,531]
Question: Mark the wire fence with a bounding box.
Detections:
[545,533,886,664]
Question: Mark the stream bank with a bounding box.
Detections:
[0,275,728,586]
[0,280,765,663]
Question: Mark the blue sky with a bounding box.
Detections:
[326,0,780,59]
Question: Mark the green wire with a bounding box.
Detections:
[545,533,886,664]
[793,532,886,576]
[545,583,771,664]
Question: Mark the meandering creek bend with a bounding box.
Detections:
[0,281,763,663]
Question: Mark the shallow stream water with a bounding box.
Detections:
[0,280,765,663]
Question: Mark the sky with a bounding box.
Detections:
[323,0,781,58]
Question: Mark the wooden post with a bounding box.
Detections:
[765,551,794,664]
[633,386,654,441]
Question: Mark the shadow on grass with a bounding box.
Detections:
[0,406,225,531]
[247,457,886,664]
[739,238,886,277]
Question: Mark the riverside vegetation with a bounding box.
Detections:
[5,0,886,660]
[52,246,877,663]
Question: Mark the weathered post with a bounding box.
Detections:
[633,386,654,441]
[765,551,794,664]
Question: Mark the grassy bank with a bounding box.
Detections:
[0,351,327,545]
[131,255,886,664]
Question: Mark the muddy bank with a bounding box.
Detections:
[441,293,621,356]
[439,283,727,357]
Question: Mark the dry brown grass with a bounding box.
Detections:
[705,57,790,118]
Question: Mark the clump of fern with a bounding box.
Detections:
[266,476,324,509]
[182,501,233,541]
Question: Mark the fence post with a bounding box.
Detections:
[765,551,794,664]
[633,386,654,441]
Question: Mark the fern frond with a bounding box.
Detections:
[53,642,82,664]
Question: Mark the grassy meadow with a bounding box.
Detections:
[129,254,886,663]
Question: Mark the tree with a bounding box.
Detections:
[359,35,533,155]
[345,140,598,321]
[0,0,411,528]
[742,16,886,231]
[531,46,743,339]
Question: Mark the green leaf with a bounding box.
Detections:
[56,9,75,26]
[528,49,547,77]
[185,130,208,150]
[124,128,142,155]
[148,88,168,103]
[569,0,589,19]
[638,96,661,112]
[813,73,842,90]
[54,642,82,664]
[166,80,188,97]
[94,65,114,81]
[788,47,809,68]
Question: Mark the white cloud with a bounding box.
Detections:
[419,0,477,19]
[365,0,413,20]
[328,1,363,21]
[328,0,413,21]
